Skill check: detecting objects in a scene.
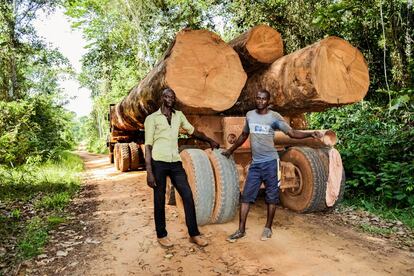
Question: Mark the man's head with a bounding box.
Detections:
[255,89,270,110]
[161,88,176,108]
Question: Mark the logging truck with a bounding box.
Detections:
[106,27,369,225]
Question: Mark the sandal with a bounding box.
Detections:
[226,229,245,242]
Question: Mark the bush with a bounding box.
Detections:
[0,95,76,166]
[0,151,83,201]
[0,151,83,263]
[309,96,414,208]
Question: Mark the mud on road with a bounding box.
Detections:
[21,152,414,275]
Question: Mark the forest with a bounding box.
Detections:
[0,0,413,269]
[68,0,413,213]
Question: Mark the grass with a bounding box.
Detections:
[17,217,49,258]
[0,151,83,202]
[47,215,66,226]
[359,223,395,235]
[0,151,83,265]
[342,196,414,230]
[35,192,71,211]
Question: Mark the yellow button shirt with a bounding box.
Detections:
[144,109,194,162]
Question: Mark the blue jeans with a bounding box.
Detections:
[242,159,280,204]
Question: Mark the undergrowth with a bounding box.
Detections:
[342,196,414,230]
[0,151,83,269]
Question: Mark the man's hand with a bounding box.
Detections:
[221,150,232,158]
[311,131,323,139]
[147,171,156,188]
[209,140,220,150]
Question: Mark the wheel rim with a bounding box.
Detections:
[285,165,303,196]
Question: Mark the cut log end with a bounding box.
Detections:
[246,25,284,63]
[314,37,369,104]
[165,30,247,112]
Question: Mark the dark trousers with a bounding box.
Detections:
[152,160,200,238]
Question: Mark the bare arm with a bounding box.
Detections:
[145,145,156,188]
[191,129,220,149]
[222,131,249,158]
[180,112,219,149]
[286,129,323,139]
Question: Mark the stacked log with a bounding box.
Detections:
[111,29,369,131]
[225,36,370,115]
[229,25,283,74]
[111,29,247,131]
[283,113,308,130]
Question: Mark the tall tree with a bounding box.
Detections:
[0,0,63,101]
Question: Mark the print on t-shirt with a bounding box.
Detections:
[250,123,271,135]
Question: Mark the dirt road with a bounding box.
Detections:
[25,152,414,275]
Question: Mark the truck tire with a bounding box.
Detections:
[129,142,140,171]
[280,146,327,213]
[119,143,130,172]
[114,143,121,171]
[176,149,215,226]
[205,148,239,224]
[166,177,176,205]
[109,143,114,164]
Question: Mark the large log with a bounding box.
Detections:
[274,130,337,147]
[229,25,283,74]
[111,29,247,131]
[225,36,369,115]
[283,113,308,130]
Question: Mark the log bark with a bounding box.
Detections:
[225,36,370,115]
[111,29,247,131]
[283,113,308,130]
[229,25,283,74]
[274,130,337,147]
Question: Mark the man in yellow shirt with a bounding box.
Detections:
[144,88,219,248]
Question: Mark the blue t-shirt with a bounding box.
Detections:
[243,110,292,164]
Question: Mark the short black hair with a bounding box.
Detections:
[257,89,270,99]
[162,87,175,96]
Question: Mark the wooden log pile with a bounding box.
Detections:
[225,36,370,115]
[111,29,247,131]
[111,26,369,131]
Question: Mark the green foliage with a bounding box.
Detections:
[10,209,21,219]
[65,0,222,152]
[64,0,414,154]
[359,223,395,235]
[17,215,69,259]
[309,92,414,208]
[0,95,76,166]
[0,151,83,265]
[35,192,71,211]
[343,197,414,229]
[0,0,69,101]
[0,151,83,201]
[72,116,89,142]
[312,0,413,91]
[47,215,66,226]
[64,0,413,228]
[17,217,49,258]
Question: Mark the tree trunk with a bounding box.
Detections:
[225,36,370,115]
[229,25,283,74]
[111,29,247,131]
[8,0,17,100]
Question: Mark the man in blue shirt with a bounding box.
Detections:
[222,89,322,241]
